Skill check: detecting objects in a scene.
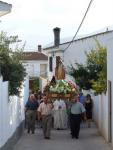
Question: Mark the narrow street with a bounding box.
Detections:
[13,123,112,150]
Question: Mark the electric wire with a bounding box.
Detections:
[63,0,94,52]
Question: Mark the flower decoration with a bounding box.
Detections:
[44,79,79,95]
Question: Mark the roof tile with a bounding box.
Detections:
[22,52,48,61]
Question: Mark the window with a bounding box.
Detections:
[49,56,53,72]
[40,64,47,78]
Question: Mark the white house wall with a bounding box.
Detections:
[63,31,113,67]
[99,94,108,141]
[0,76,3,146]
[107,39,113,144]
[93,95,99,125]
[0,76,29,148]
[23,60,48,78]
[0,77,9,147]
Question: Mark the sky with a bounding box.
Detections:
[0,0,113,51]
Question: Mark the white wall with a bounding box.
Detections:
[93,95,99,124]
[0,76,3,147]
[107,38,113,145]
[63,31,113,67]
[0,76,29,148]
[93,94,109,141]
[23,60,48,78]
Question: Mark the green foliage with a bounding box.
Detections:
[88,41,107,94]
[0,31,26,96]
[68,39,107,94]
[8,63,26,95]
[32,78,40,92]
[68,63,92,90]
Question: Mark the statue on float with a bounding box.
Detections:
[55,56,65,80]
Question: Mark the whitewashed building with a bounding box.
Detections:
[0,76,29,150]
[0,3,29,150]
[22,45,48,92]
[43,27,113,145]
[0,1,12,17]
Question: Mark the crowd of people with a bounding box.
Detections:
[24,91,93,140]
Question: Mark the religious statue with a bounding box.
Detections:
[55,56,65,80]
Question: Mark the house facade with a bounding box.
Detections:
[43,27,113,145]
[22,45,48,92]
[44,27,113,81]
[0,1,12,17]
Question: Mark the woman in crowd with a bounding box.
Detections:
[84,94,93,128]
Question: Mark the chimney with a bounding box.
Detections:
[38,45,42,52]
[53,27,60,47]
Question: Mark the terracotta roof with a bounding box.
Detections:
[22,52,48,61]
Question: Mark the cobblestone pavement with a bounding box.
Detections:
[13,123,112,150]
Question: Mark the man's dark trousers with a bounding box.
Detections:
[70,113,81,138]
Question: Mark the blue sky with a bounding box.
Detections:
[0,0,113,51]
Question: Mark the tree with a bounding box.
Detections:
[87,41,107,94]
[68,40,107,94]
[68,63,91,91]
[32,77,40,92]
[0,31,26,96]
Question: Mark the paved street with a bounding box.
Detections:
[13,123,112,150]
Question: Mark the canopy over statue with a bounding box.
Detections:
[55,56,65,80]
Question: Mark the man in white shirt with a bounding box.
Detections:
[38,95,53,139]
